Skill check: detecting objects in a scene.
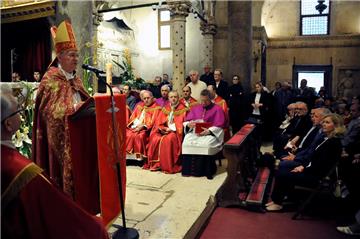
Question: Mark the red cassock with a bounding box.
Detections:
[1,145,109,239]
[180,97,198,112]
[126,101,160,158]
[32,66,90,197]
[214,95,230,141]
[146,103,188,173]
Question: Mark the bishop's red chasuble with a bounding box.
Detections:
[32,66,90,197]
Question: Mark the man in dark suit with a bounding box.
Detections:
[273,101,312,158]
[295,79,316,109]
[213,69,229,101]
[200,65,215,86]
[280,107,331,164]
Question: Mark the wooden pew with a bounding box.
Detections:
[216,124,260,207]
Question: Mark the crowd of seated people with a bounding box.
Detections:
[121,73,360,221]
[123,70,229,179]
[262,92,360,235]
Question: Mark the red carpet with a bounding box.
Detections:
[200,208,351,239]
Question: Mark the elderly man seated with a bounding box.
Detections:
[126,90,161,160]
[181,89,226,179]
[146,91,187,173]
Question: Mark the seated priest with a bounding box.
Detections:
[208,84,230,141]
[126,90,161,160]
[1,89,109,239]
[155,84,170,107]
[180,85,198,111]
[146,91,188,173]
[181,89,226,179]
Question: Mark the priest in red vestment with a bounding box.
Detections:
[208,84,230,141]
[126,90,161,160]
[1,90,108,239]
[146,91,188,172]
[32,20,90,197]
[180,85,198,111]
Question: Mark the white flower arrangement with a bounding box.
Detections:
[11,82,37,158]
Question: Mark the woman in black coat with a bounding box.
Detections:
[229,75,244,134]
[266,113,346,211]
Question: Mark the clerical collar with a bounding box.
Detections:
[203,102,214,110]
[1,140,16,149]
[58,64,76,80]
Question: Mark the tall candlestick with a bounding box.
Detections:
[106,63,112,94]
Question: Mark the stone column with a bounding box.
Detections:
[200,18,217,69]
[91,2,104,93]
[228,1,252,94]
[167,0,191,93]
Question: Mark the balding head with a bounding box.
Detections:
[182,85,191,99]
[189,70,199,84]
[169,91,179,106]
[141,90,154,106]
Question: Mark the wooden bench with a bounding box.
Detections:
[216,124,262,207]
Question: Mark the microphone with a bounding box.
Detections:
[82,64,105,74]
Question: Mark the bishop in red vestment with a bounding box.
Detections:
[146,91,188,173]
[126,90,160,159]
[32,20,90,197]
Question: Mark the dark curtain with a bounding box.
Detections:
[1,17,51,82]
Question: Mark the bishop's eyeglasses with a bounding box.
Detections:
[1,105,24,124]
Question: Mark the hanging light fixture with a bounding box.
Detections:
[315,0,327,14]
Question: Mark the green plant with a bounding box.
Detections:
[82,53,94,96]
[112,49,148,90]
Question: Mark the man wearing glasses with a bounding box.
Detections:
[32,20,90,198]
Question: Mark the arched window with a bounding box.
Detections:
[300,0,330,35]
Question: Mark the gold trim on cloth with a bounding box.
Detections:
[2,163,43,209]
[1,0,55,24]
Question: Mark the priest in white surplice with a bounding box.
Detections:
[181,89,226,178]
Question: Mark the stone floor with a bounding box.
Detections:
[108,160,228,239]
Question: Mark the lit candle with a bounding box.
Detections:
[106,63,112,94]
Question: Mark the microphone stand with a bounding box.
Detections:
[94,72,139,239]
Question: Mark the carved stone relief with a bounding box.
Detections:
[337,69,360,99]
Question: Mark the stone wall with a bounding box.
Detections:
[52,1,94,80]
[96,3,202,84]
[263,0,360,96]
